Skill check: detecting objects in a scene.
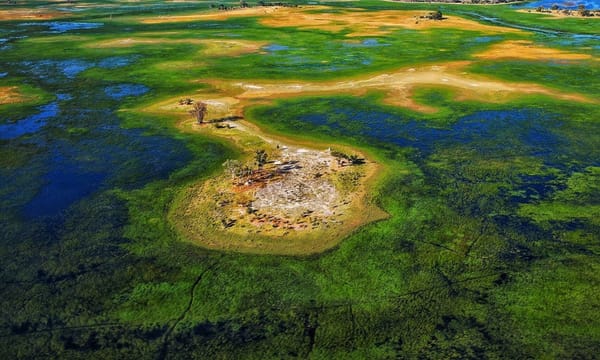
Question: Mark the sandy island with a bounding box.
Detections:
[169,114,387,255]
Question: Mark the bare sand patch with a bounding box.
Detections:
[475,40,595,61]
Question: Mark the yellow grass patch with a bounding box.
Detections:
[260,8,522,37]
[0,9,66,21]
[0,86,25,105]
[89,37,205,48]
[141,6,278,24]
[153,60,206,71]
[89,36,265,57]
[476,40,595,61]
[141,6,521,37]
[197,39,267,57]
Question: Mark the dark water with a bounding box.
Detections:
[19,125,191,219]
[301,108,569,165]
[1,58,191,220]
[282,100,597,208]
[0,102,59,139]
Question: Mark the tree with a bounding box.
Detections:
[255,149,268,169]
[578,5,591,16]
[431,10,443,20]
[223,159,242,179]
[190,101,208,124]
[348,154,365,165]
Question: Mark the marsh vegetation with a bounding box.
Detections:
[0,0,599,358]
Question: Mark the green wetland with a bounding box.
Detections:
[1,0,599,358]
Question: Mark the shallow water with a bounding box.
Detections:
[1,55,188,220]
[0,102,59,140]
[104,84,150,99]
[98,56,139,69]
[20,59,94,81]
[19,126,191,219]
[342,38,391,48]
[17,21,103,34]
[302,107,567,164]
[264,98,597,209]
[263,44,290,52]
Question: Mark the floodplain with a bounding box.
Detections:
[1,0,599,358]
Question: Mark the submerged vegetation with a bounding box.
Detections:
[1,0,599,358]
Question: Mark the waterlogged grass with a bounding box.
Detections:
[0,1,599,358]
[470,59,600,97]
[491,254,600,358]
[519,167,600,226]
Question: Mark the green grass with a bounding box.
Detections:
[0,1,599,358]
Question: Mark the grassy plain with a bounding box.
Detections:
[1,0,599,358]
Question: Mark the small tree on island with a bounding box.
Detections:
[223,159,242,180]
[431,10,443,20]
[255,149,268,169]
[190,101,208,124]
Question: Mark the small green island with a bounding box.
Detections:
[1,0,599,358]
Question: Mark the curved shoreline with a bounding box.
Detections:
[169,115,389,256]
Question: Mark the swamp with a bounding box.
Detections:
[0,0,599,358]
